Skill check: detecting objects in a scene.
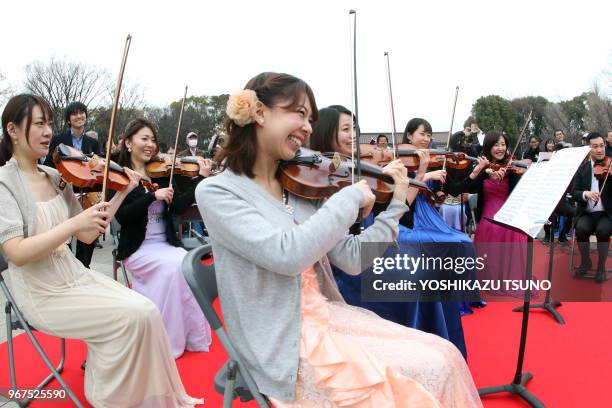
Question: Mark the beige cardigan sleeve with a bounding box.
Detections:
[0,183,26,245]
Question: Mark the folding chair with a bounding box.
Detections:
[182,245,270,408]
[176,205,209,250]
[467,193,478,237]
[110,218,130,287]
[0,256,83,407]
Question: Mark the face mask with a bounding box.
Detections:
[187,139,197,148]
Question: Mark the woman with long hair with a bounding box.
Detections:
[112,118,212,358]
[0,94,201,407]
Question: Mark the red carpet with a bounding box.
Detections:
[2,302,611,407]
[1,242,611,407]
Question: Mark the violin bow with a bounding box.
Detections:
[349,9,362,184]
[442,86,460,171]
[595,160,610,206]
[505,109,533,171]
[101,34,132,203]
[383,51,398,160]
[169,86,188,187]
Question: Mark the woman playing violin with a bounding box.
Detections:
[112,118,212,358]
[0,94,201,407]
[196,73,481,407]
[449,131,529,297]
[401,118,485,346]
[310,109,479,356]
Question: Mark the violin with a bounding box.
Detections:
[361,145,478,172]
[593,156,611,180]
[279,148,436,204]
[53,144,158,193]
[487,157,531,176]
[146,155,203,178]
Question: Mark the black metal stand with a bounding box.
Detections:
[478,220,545,407]
[460,198,466,233]
[513,219,565,324]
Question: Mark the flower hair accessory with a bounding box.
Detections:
[226,89,262,127]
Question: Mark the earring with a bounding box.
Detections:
[13,140,17,145]
[128,147,132,153]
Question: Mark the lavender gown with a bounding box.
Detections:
[123,200,212,358]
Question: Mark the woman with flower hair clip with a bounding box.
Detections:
[197,72,482,407]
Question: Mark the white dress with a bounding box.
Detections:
[4,195,202,407]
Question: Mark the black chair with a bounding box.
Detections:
[110,218,130,286]
[570,231,612,280]
[182,245,270,408]
[0,255,83,407]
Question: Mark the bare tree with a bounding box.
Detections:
[24,57,110,132]
[543,103,571,138]
[584,85,612,134]
[0,70,13,105]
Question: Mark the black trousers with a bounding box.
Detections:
[575,211,612,269]
[73,239,96,268]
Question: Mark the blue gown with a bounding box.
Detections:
[334,191,478,359]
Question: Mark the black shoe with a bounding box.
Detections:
[595,266,607,283]
[542,236,550,244]
[575,262,592,276]
[558,234,568,243]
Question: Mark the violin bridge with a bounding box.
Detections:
[329,152,342,173]
[89,155,100,169]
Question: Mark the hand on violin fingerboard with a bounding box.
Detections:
[196,157,214,177]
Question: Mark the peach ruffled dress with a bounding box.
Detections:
[270,267,482,407]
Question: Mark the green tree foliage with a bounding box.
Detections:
[471,95,517,142]
[510,96,549,138]
[149,94,228,153]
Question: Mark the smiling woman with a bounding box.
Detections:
[196,72,482,407]
[111,117,213,359]
[0,94,202,407]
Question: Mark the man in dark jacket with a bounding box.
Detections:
[44,102,101,165]
[178,131,208,158]
[43,101,101,267]
[572,132,612,282]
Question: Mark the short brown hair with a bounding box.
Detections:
[217,72,318,178]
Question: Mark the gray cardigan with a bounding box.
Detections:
[0,159,81,248]
[195,170,409,401]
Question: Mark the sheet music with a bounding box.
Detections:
[494,146,590,238]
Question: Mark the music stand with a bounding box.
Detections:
[513,217,565,324]
[478,217,545,408]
